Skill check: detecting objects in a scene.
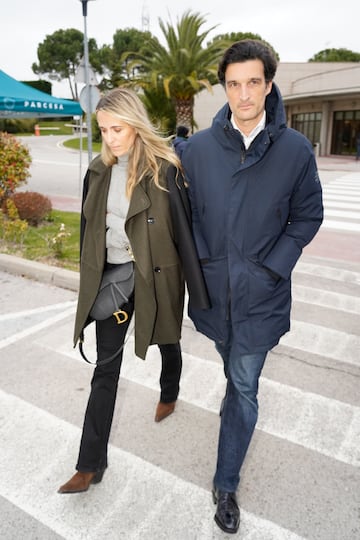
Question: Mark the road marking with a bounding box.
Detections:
[32,159,79,167]
[331,173,360,181]
[295,262,360,284]
[324,209,360,219]
[319,173,360,231]
[323,189,360,197]
[325,201,360,210]
[0,389,305,540]
[292,284,360,314]
[321,219,360,232]
[0,301,76,321]
[323,194,360,203]
[0,306,76,350]
[279,319,359,366]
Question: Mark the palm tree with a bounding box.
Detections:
[126,11,227,129]
[141,84,176,135]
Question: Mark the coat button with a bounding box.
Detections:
[154,266,161,273]
[147,217,155,224]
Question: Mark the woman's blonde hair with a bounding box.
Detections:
[96,87,181,198]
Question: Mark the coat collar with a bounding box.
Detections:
[126,181,151,220]
[88,154,109,175]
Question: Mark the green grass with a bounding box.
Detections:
[1,210,81,272]
[37,121,74,135]
[17,121,74,136]
[63,137,101,153]
[35,119,102,152]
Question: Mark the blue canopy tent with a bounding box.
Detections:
[0,69,82,117]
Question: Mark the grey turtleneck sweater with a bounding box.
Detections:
[106,154,132,264]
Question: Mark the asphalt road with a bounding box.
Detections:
[0,136,359,539]
[18,135,89,200]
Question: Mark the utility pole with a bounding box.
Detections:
[79,0,95,164]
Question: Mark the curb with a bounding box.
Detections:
[0,253,79,292]
[0,253,197,330]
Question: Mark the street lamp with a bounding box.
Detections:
[79,0,95,163]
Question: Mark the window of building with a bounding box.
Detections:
[292,112,322,144]
[332,110,360,155]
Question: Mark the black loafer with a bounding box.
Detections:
[212,486,240,534]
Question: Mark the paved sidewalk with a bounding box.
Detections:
[316,155,360,171]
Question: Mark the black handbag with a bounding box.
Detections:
[89,261,134,321]
[79,261,134,366]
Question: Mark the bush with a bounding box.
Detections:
[0,132,32,204]
[4,191,52,226]
[0,199,28,243]
[0,118,37,134]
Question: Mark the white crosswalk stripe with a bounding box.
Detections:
[321,173,360,232]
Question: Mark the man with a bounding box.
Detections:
[172,125,190,158]
[181,40,323,534]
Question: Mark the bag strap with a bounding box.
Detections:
[78,338,125,367]
[78,313,134,367]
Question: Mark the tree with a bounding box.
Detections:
[210,32,280,61]
[126,11,226,128]
[32,29,102,100]
[98,28,155,90]
[309,48,360,62]
[140,84,176,135]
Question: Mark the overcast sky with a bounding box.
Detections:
[2,0,358,98]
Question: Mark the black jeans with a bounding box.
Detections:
[76,298,182,472]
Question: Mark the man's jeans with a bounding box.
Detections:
[214,325,267,492]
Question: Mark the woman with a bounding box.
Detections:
[58,87,209,494]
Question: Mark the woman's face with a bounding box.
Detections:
[97,110,137,156]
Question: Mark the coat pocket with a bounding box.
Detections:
[246,258,281,315]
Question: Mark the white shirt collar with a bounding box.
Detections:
[231,110,266,149]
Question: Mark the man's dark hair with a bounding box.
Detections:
[176,125,189,138]
[218,39,278,85]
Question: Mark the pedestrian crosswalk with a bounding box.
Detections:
[322,172,360,232]
[0,389,306,540]
[0,243,359,539]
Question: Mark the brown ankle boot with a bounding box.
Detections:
[154,401,176,422]
[58,470,105,494]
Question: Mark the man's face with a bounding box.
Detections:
[224,59,272,135]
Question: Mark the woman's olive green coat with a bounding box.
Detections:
[74,155,187,360]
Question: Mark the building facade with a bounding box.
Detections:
[194,62,360,157]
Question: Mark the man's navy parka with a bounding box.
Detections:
[182,83,323,353]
